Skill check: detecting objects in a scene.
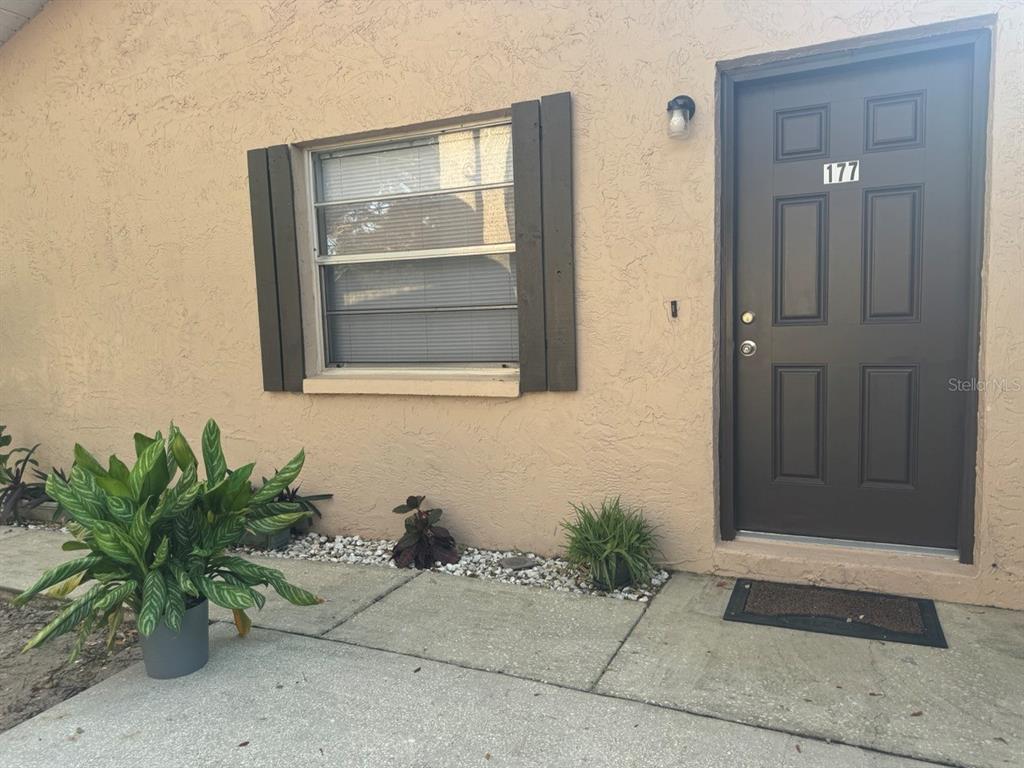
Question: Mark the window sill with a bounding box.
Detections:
[302,368,520,398]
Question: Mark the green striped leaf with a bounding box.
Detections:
[61,540,91,552]
[172,475,202,514]
[43,571,86,598]
[249,450,305,505]
[266,575,321,606]
[92,568,132,585]
[169,428,197,471]
[198,576,257,611]
[129,439,170,503]
[22,585,104,651]
[128,505,151,555]
[218,572,266,609]
[96,475,132,499]
[73,444,108,477]
[108,454,130,483]
[163,426,180,481]
[170,562,199,597]
[14,555,102,605]
[93,580,138,613]
[68,613,96,662]
[212,556,278,583]
[216,463,254,513]
[69,465,107,522]
[210,558,313,608]
[105,606,124,650]
[201,420,227,483]
[173,505,200,551]
[157,463,201,528]
[137,570,168,637]
[105,495,136,525]
[152,536,169,567]
[89,520,140,567]
[44,472,89,524]
[249,501,304,519]
[135,430,162,460]
[104,610,123,651]
[203,514,245,551]
[151,486,177,523]
[163,576,185,632]
[246,511,309,534]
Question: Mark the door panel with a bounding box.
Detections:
[732,45,976,548]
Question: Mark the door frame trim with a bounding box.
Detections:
[716,16,994,564]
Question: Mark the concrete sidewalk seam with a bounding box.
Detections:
[316,568,424,637]
[248,623,968,768]
[587,599,650,691]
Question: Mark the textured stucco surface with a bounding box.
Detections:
[0,1,1021,608]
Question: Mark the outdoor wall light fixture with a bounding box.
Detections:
[666,95,696,139]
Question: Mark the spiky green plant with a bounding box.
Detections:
[14,419,322,658]
[561,497,656,589]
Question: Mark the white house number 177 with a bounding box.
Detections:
[823,160,860,184]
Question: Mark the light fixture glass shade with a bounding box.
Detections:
[667,107,690,138]
[666,95,695,140]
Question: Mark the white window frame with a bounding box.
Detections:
[299,117,520,381]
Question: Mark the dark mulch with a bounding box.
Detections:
[0,589,141,733]
[724,579,947,648]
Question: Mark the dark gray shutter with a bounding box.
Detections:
[511,100,547,392]
[511,92,577,393]
[247,145,306,392]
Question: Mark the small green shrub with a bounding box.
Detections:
[562,497,656,589]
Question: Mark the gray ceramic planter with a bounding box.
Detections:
[238,527,292,551]
[140,599,209,679]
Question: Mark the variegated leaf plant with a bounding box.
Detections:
[14,419,322,658]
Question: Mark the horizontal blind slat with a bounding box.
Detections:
[318,125,513,203]
[319,188,514,257]
[323,254,516,313]
[327,309,518,364]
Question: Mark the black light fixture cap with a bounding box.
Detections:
[667,95,696,118]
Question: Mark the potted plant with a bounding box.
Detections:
[391,495,460,569]
[0,426,50,524]
[238,482,332,550]
[562,497,657,590]
[13,419,322,679]
[287,485,333,536]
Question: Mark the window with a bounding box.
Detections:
[310,124,518,367]
[248,93,575,395]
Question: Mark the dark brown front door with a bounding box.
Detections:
[732,44,980,548]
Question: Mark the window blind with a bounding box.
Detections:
[322,254,518,363]
[313,124,517,366]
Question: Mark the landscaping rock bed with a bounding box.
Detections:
[240,533,671,602]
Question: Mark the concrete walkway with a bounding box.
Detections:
[1,527,1021,768]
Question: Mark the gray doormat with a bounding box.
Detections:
[724,579,947,648]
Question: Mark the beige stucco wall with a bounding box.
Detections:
[1,1,1020,609]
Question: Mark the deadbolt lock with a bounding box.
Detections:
[741,311,755,324]
[739,340,757,357]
